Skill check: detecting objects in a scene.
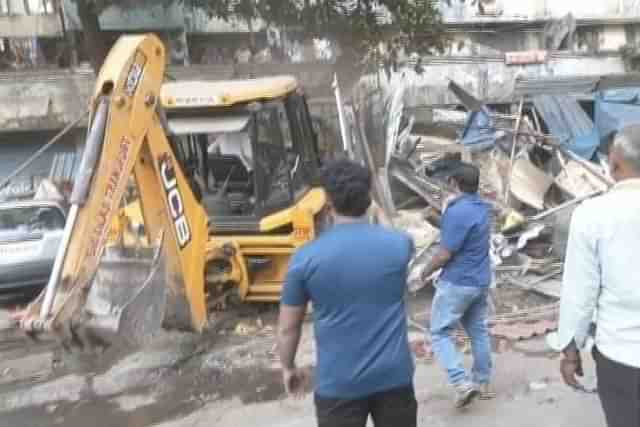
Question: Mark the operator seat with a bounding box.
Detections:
[203,154,254,216]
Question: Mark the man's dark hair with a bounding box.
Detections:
[449,162,480,193]
[319,159,372,217]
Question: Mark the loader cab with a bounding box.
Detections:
[162,76,321,233]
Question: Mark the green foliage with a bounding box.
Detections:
[73,0,174,14]
[73,0,448,65]
[197,0,449,60]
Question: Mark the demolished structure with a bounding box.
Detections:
[335,74,636,344]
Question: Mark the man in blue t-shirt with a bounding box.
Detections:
[278,159,416,427]
[421,162,492,409]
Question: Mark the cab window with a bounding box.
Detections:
[254,105,292,213]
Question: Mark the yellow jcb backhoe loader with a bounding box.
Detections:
[18,34,327,350]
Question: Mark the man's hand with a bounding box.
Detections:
[560,352,584,389]
[282,367,305,398]
[420,268,441,286]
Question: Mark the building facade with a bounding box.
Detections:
[387,0,640,109]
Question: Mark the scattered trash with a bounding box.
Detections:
[345,78,620,324]
[491,319,558,341]
[234,322,259,336]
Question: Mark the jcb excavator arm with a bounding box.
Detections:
[20,34,209,349]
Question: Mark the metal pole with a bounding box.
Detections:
[0,111,88,193]
[40,99,108,319]
[504,98,524,205]
[332,73,351,153]
[529,190,604,221]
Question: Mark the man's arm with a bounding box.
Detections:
[421,207,468,282]
[278,253,310,396]
[421,246,452,282]
[554,207,601,386]
[278,304,306,370]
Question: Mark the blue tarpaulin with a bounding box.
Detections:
[595,88,640,147]
[460,108,500,152]
[533,95,599,160]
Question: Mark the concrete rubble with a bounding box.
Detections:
[342,76,624,343]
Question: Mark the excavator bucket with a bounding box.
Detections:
[78,242,168,349]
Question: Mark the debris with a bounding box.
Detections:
[554,145,615,187]
[352,103,395,220]
[509,155,554,210]
[517,224,546,250]
[533,94,598,159]
[491,319,558,341]
[348,78,622,334]
[555,156,609,198]
[234,322,259,336]
[448,80,483,112]
[530,190,602,222]
[503,271,563,299]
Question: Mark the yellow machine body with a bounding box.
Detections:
[21,34,326,348]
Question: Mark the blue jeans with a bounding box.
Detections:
[430,280,492,386]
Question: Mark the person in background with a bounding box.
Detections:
[549,125,640,427]
[277,159,417,427]
[420,162,492,408]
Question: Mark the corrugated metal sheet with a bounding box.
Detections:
[515,73,640,97]
[514,76,599,97]
[533,95,599,158]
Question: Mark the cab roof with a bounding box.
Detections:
[161,75,299,109]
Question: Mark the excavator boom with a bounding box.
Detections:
[20,34,209,349]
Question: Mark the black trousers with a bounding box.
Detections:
[594,346,640,427]
[314,385,417,427]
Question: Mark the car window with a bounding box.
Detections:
[0,206,65,232]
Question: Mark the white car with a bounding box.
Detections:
[0,200,66,298]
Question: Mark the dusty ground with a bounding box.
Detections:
[0,289,604,427]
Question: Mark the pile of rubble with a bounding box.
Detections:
[338,78,617,341]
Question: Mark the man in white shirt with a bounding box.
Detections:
[550,125,640,427]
